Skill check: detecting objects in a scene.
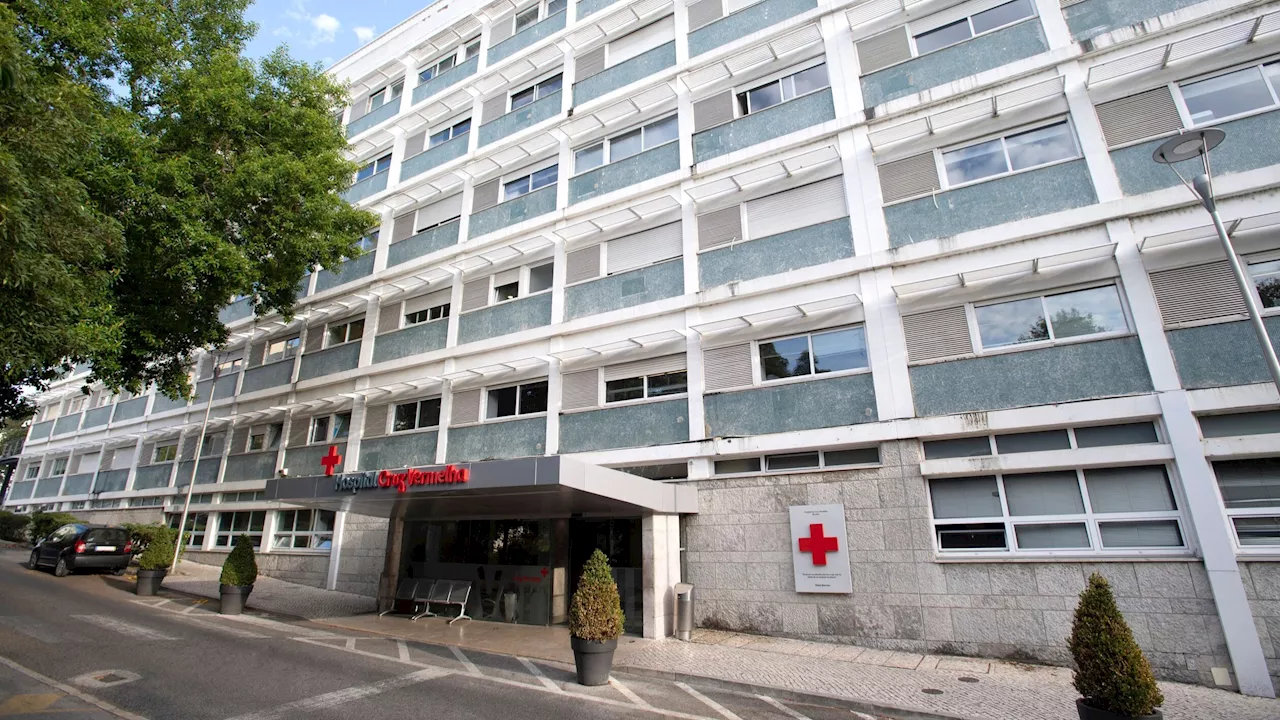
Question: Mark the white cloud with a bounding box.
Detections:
[310,13,341,43]
[354,26,376,43]
[272,26,294,38]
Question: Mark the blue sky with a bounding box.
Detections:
[243,0,437,68]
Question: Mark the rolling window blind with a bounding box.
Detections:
[1084,466,1175,512]
[248,342,266,368]
[377,304,402,335]
[451,389,482,425]
[287,418,310,448]
[491,16,515,44]
[405,289,451,315]
[607,222,683,274]
[877,152,940,203]
[687,0,723,30]
[856,26,911,75]
[697,206,742,250]
[472,179,500,213]
[703,343,752,391]
[460,278,490,312]
[1095,87,1183,148]
[1003,471,1085,515]
[113,446,135,469]
[561,370,599,410]
[744,177,847,240]
[1148,261,1247,325]
[180,435,199,461]
[304,327,325,353]
[928,476,1001,518]
[364,404,389,438]
[576,47,606,80]
[418,193,464,229]
[139,442,156,466]
[566,245,602,284]
[481,95,508,124]
[404,131,426,158]
[230,427,250,454]
[603,354,686,381]
[493,268,521,287]
[75,452,99,475]
[609,17,674,66]
[902,307,973,362]
[692,91,734,132]
[392,212,416,243]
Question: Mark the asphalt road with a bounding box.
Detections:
[0,548,885,720]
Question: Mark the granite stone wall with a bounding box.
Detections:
[186,550,331,589]
[335,513,389,597]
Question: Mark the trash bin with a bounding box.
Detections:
[675,583,694,641]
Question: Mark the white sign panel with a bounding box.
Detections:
[789,504,852,594]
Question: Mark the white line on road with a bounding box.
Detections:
[609,677,653,709]
[222,667,450,720]
[757,695,811,720]
[517,657,560,692]
[72,614,178,641]
[0,654,150,720]
[174,616,268,639]
[397,639,411,663]
[345,637,357,650]
[450,646,481,675]
[676,682,744,720]
[180,601,208,615]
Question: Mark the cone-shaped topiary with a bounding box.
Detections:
[569,549,624,642]
[1069,573,1163,717]
[136,526,176,571]
[219,534,259,587]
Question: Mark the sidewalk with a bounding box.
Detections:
[164,560,375,618]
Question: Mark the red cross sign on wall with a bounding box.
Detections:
[320,445,343,476]
[797,523,838,566]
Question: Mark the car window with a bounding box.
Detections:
[84,529,127,545]
[51,525,83,542]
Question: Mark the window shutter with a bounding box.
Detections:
[481,95,508,124]
[451,389,481,425]
[99,451,114,471]
[404,289,451,315]
[609,17,673,65]
[393,212,416,243]
[199,357,215,380]
[703,344,752,391]
[561,370,599,410]
[248,342,266,368]
[697,205,742,250]
[877,152,940,203]
[287,418,310,448]
[304,326,325,354]
[607,222,683,274]
[404,131,426,159]
[1149,261,1248,325]
[364,404,389,438]
[461,278,490,312]
[180,435,198,461]
[378,303,403,334]
[687,0,723,30]
[472,179,500,213]
[140,442,155,466]
[1094,87,1183,148]
[418,194,464,229]
[576,46,606,81]
[744,177,847,240]
[603,354,686,381]
[491,16,515,44]
[566,245,602,284]
[203,433,225,457]
[856,26,911,75]
[231,427,250,454]
[902,307,973,362]
[693,91,734,132]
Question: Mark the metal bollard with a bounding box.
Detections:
[675,583,693,641]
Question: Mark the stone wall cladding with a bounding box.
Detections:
[186,550,330,589]
[1241,562,1280,683]
[684,439,1239,688]
[335,513,388,597]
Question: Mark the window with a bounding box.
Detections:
[130,496,164,508]
[274,510,335,550]
[1249,259,1280,309]
[974,285,1127,350]
[605,370,687,404]
[758,326,868,382]
[368,80,404,111]
[574,115,678,173]
[420,53,457,83]
[430,118,471,148]
[514,5,540,32]
[503,164,558,200]
[929,465,1184,555]
[326,318,365,347]
[169,513,208,549]
[154,444,178,463]
[214,511,265,548]
[528,262,554,293]
[1177,61,1280,127]
[90,499,120,509]
[737,63,828,116]
[354,231,379,254]
[923,422,1158,460]
[406,302,450,326]
[714,446,880,475]
[170,493,213,507]
[1213,458,1280,548]
[913,0,1034,55]
[465,36,481,60]
[199,433,223,457]
[355,153,392,182]
[66,501,86,510]
[510,74,562,112]
[512,0,564,34]
[311,412,351,443]
[487,380,549,419]
[265,336,300,363]
[222,491,265,503]
[67,397,85,414]
[942,120,1078,187]
[393,398,442,432]
[23,465,39,480]
[51,458,68,476]
[215,358,242,375]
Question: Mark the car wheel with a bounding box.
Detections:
[54,557,69,578]
[28,551,39,570]
[110,566,126,576]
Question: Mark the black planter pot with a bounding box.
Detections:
[1077,699,1163,720]
[570,636,617,686]
[219,584,253,615]
[135,568,167,596]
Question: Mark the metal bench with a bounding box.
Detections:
[409,579,440,621]
[413,580,472,625]
[379,578,420,617]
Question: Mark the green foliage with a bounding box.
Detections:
[569,549,624,642]
[124,522,185,558]
[219,534,257,586]
[0,0,375,419]
[1069,573,1164,716]
[28,512,82,542]
[0,510,30,542]
[136,526,176,570]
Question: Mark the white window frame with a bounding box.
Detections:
[926,465,1189,559]
[572,114,678,175]
[220,490,265,504]
[752,324,872,388]
[501,160,559,202]
[90,499,120,509]
[906,0,1037,59]
[129,496,165,508]
[265,336,301,364]
[310,412,352,444]
[935,117,1081,191]
[923,422,1162,460]
[1170,58,1280,130]
[391,396,443,434]
[1213,457,1280,553]
[273,509,336,551]
[602,369,689,406]
[966,281,1132,356]
[734,58,829,119]
[246,423,281,453]
[712,446,883,477]
[484,379,550,422]
[404,299,451,327]
[23,464,39,480]
[511,0,565,35]
[51,457,68,476]
[429,117,472,149]
[67,397,85,414]
[170,512,209,549]
[487,259,555,305]
[154,443,178,463]
[355,152,393,183]
[367,79,404,112]
[215,358,242,375]
[418,37,479,85]
[324,318,365,348]
[213,510,266,549]
[1246,249,1280,318]
[508,72,563,113]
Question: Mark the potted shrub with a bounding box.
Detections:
[218,534,258,615]
[568,549,625,686]
[135,527,175,596]
[1069,573,1164,720]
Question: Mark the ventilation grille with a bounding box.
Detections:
[704,344,753,391]
[562,370,599,411]
[877,152,940,204]
[698,205,742,250]
[856,26,911,75]
[451,389,482,425]
[902,307,974,363]
[1149,261,1248,325]
[1095,87,1183,148]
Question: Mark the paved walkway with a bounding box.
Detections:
[163,560,375,618]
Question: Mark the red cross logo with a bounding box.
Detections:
[798,523,838,566]
[320,445,343,476]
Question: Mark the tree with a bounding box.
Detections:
[0,0,375,420]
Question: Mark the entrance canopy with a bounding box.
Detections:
[264,455,697,520]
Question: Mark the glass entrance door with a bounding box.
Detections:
[569,518,643,634]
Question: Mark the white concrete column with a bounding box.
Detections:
[848,125,891,255]
[345,396,368,473]
[1110,220,1181,391]
[685,330,707,442]
[259,508,279,555]
[860,267,914,420]
[325,509,347,590]
[372,207,394,274]
[679,193,700,295]
[457,178,477,250]
[550,237,568,324]
[559,40,576,117]
[436,380,454,465]
[642,513,682,639]
[1063,62,1122,203]
[124,437,145,491]
[545,357,563,455]
[1032,0,1074,50]
[446,268,465,348]
[358,296,380,368]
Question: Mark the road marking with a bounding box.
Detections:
[609,677,652,709]
[208,612,334,638]
[396,639,410,663]
[71,615,178,641]
[450,646,481,675]
[222,667,450,720]
[179,600,208,615]
[70,670,142,690]
[0,693,60,714]
[676,682,743,720]
[174,616,267,639]
[0,654,150,720]
[345,637,357,650]
[517,657,559,692]
[757,695,810,720]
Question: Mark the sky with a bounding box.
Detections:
[243,0,438,69]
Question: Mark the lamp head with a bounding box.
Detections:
[1152,128,1225,165]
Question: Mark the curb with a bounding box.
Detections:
[613,664,982,720]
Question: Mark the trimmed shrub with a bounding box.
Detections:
[1069,572,1164,716]
[569,549,624,642]
[28,512,83,543]
[0,510,30,542]
[136,526,176,571]
[219,535,258,587]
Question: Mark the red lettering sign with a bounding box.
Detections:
[376,465,471,493]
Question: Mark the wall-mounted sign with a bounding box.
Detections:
[789,504,852,594]
[333,465,470,494]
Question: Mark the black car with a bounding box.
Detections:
[28,524,133,577]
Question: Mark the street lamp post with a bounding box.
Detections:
[1152,128,1280,393]
[169,365,220,571]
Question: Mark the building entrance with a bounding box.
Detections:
[569,518,643,634]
